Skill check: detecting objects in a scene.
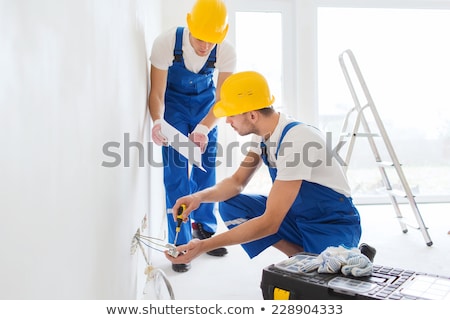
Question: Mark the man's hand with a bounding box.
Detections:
[172,195,201,222]
[151,119,168,146]
[189,124,209,153]
[164,239,205,264]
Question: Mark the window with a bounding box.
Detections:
[318,7,450,203]
[235,12,283,110]
[217,1,294,194]
[219,0,450,203]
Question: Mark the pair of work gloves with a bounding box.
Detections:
[152,119,209,153]
[297,245,373,277]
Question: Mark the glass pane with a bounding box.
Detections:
[221,11,283,194]
[318,8,450,201]
[235,11,283,108]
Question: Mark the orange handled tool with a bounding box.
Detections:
[173,204,186,246]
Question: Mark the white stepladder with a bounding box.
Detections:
[337,49,433,246]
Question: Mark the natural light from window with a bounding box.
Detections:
[222,11,283,195]
[318,8,450,202]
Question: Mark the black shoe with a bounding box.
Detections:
[172,263,191,273]
[359,243,376,262]
[192,222,228,257]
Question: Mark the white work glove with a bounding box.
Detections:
[341,254,373,277]
[316,249,348,274]
[296,246,373,277]
[189,124,209,153]
[151,119,168,146]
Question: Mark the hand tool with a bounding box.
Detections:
[173,204,186,246]
[166,204,186,258]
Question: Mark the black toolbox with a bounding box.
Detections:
[261,253,450,300]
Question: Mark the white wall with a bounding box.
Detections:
[0,0,348,299]
[0,0,161,299]
[161,0,196,29]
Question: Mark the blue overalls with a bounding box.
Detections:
[163,27,218,244]
[219,122,362,258]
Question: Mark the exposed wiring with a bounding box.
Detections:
[132,228,175,300]
[137,236,151,265]
[144,265,175,300]
[135,234,168,255]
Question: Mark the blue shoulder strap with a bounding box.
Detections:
[199,45,217,74]
[173,27,216,73]
[173,27,184,63]
[260,121,302,167]
[205,45,217,68]
[275,121,301,158]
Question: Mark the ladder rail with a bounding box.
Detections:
[348,105,382,164]
[341,50,414,195]
[339,107,359,171]
[338,49,432,246]
[339,52,383,165]
[339,50,408,232]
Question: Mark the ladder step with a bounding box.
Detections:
[386,189,414,198]
[340,132,380,138]
[376,161,402,167]
[397,217,426,231]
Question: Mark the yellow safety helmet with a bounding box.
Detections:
[186,0,229,44]
[214,71,275,117]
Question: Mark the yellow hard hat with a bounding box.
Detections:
[186,0,229,44]
[213,71,275,117]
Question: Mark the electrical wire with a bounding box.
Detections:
[135,235,168,255]
[133,231,176,300]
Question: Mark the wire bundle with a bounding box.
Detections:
[131,230,176,300]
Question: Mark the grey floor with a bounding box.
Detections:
[149,202,450,300]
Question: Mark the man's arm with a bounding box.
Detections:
[205,178,302,245]
[148,65,167,122]
[188,71,233,151]
[167,177,302,263]
[173,151,261,219]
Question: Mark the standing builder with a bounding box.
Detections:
[148,0,236,272]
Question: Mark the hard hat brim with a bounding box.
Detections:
[213,97,275,118]
[213,100,233,118]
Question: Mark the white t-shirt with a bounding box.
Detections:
[249,113,352,197]
[150,26,236,74]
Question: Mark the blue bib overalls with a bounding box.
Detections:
[163,27,218,244]
[219,122,362,258]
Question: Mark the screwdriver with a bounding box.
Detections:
[173,204,186,246]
